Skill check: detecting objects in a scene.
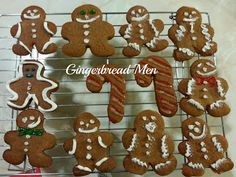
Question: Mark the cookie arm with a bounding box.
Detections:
[168,24,186,42]
[178,78,192,95]
[216,78,229,96]
[178,141,193,157]
[203,24,214,37]
[43,133,56,149]
[211,135,228,152]
[44,21,57,36]
[152,19,164,32]
[122,129,136,151]
[165,134,175,154]
[10,23,21,38]
[4,131,18,145]
[119,24,128,37]
[103,22,115,38]
[97,132,114,147]
[63,138,75,154]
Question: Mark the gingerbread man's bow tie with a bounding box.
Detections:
[194,76,216,87]
[18,127,44,136]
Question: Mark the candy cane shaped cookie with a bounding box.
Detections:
[135,56,177,117]
[86,64,126,123]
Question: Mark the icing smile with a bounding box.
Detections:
[183,17,199,22]
[26,74,33,78]
[27,116,41,128]
[131,14,148,21]
[79,127,98,133]
[76,15,100,23]
[197,69,216,77]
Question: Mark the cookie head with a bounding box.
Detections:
[16,109,44,129]
[74,112,100,133]
[182,118,210,140]
[22,63,38,78]
[71,4,102,23]
[176,6,201,26]
[127,6,149,23]
[21,6,46,21]
[134,110,164,134]
[190,59,216,78]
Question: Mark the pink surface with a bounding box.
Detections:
[9,168,42,177]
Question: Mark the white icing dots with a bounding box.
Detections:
[84,39,89,44]
[201,147,207,152]
[24,148,28,152]
[202,88,208,92]
[204,154,209,160]
[84,31,89,36]
[86,145,92,150]
[83,24,90,29]
[203,95,208,99]
[26,135,31,139]
[31,23,36,26]
[192,36,197,40]
[87,138,92,143]
[194,127,200,133]
[86,153,92,160]
[32,29,36,33]
[24,141,29,145]
[146,151,150,155]
[145,143,149,148]
[32,34,37,38]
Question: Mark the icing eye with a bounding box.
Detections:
[33,9,38,13]
[142,116,147,121]
[197,63,202,68]
[192,11,197,15]
[32,68,36,72]
[184,12,189,16]
[194,127,200,133]
[80,9,86,15]
[188,125,194,130]
[90,119,95,124]
[25,68,30,72]
[80,121,85,125]
[138,9,142,13]
[22,117,28,123]
[29,116,35,120]
[131,10,135,15]
[195,121,201,126]
[90,9,96,15]
[151,116,156,120]
[27,10,31,13]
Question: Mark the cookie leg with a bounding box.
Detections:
[90,42,115,57]
[123,156,148,175]
[146,39,168,52]
[173,47,194,61]
[36,40,57,54]
[211,157,234,174]
[207,101,230,117]
[28,152,52,167]
[62,43,86,57]
[151,156,177,176]
[182,163,205,176]
[7,94,30,110]
[95,157,116,172]
[123,42,141,57]
[3,149,25,165]
[194,38,217,56]
[12,41,32,56]
[180,98,205,116]
[73,162,95,176]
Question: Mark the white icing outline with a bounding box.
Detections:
[98,136,107,148]
[211,158,227,170]
[78,127,98,133]
[27,116,41,128]
[41,41,53,52]
[127,133,137,151]
[187,99,204,110]
[76,15,100,23]
[210,100,225,110]
[95,157,108,167]
[19,41,32,54]
[212,137,224,152]
[132,157,148,168]
[216,80,225,97]
[124,24,132,39]
[185,142,192,157]
[68,138,77,155]
[178,48,194,56]
[187,79,196,95]
[161,135,169,158]
[188,162,204,169]
[175,25,186,41]
[43,22,54,35]
[201,24,214,52]
[155,161,171,170]
[76,165,92,172]
[128,42,140,51]
[146,19,160,48]
[14,23,22,38]
[7,60,58,112]
[189,125,207,140]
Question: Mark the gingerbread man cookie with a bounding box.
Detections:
[119,6,168,57]
[11,6,57,56]
[63,112,116,176]
[178,59,230,117]
[122,110,177,175]
[168,6,217,61]
[135,56,178,117]
[3,109,56,167]
[7,60,59,112]
[179,117,234,176]
[86,64,126,123]
[61,4,115,57]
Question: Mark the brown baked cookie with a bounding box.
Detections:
[135,56,178,117]
[3,109,56,167]
[61,4,115,57]
[168,6,217,61]
[179,117,234,176]
[119,5,168,57]
[7,60,59,112]
[122,110,177,175]
[63,112,116,176]
[178,59,230,117]
[86,64,126,123]
[11,6,57,56]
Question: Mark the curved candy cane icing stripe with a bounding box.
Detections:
[86,64,126,123]
[135,56,178,117]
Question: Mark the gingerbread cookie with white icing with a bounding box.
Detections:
[61,4,115,57]
[135,55,178,117]
[122,110,177,175]
[119,6,168,57]
[86,64,126,123]
[178,59,230,117]
[7,60,59,112]
[179,117,234,176]
[11,6,57,56]
[3,109,56,167]
[168,6,217,61]
[63,112,116,176]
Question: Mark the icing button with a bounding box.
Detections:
[26,135,31,139]
[192,36,197,40]
[203,81,208,85]
[201,147,207,152]
[84,39,89,44]
[146,151,150,156]
[86,145,92,150]
[84,31,89,36]
[32,29,36,33]
[140,35,145,40]
[145,143,149,148]
[83,24,90,29]
[138,24,142,28]
[203,95,208,99]
[31,23,36,26]
[202,88,208,92]
[86,153,92,160]
[24,141,29,146]
[32,34,37,38]
[87,138,92,143]
[24,148,28,152]
[139,29,144,34]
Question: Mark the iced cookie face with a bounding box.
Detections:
[21,6,46,21]
[190,59,217,78]
[16,109,44,129]
[182,118,210,140]
[22,64,38,78]
[126,5,149,23]
[176,6,202,27]
[134,110,164,134]
[71,4,102,23]
[74,112,100,133]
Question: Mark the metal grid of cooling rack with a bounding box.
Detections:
[0,10,228,177]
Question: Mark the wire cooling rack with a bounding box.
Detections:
[0,10,229,177]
